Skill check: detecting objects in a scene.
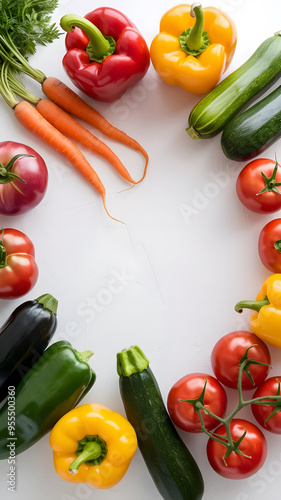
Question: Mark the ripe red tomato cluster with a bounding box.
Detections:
[236,157,281,273]
[167,330,281,480]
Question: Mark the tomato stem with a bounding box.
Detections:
[0,153,35,185]
[274,239,281,253]
[0,228,7,268]
[258,158,281,195]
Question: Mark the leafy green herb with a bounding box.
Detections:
[0,0,61,106]
[0,0,61,57]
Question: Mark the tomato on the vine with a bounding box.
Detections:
[0,228,39,299]
[167,373,227,433]
[0,141,48,215]
[211,331,271,390]
[207,419,267,479]
[258,218,281,273]
[236,158,281,213]
[252,377,281,434]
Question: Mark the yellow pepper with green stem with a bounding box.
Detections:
[49,403,137,489]
[235,274,281,348]
[150,3,237,94]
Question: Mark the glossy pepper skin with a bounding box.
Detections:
[0,293,58,403]
[61,7,150,103]
[235,274,281,348]
[150,3,237,94]
[0,341,96,459]
[49,403,137,489]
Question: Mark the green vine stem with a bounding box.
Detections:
[180,345,280,460]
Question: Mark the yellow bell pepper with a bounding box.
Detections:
[49,403,137,489]
[150,3,237,94]
[235,274,281,348]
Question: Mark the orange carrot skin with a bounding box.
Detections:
[41,77,149,178]
[36,98,136,184]
[14,100,106,197]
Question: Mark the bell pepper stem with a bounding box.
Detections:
[0,228,7,268]
[178,3,210,56]
[75,349,94,364]
[186,3,205,51]
[60,14,114,61]
[235,296,270,313]
[69,441,102,474]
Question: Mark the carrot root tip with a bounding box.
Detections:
[102,195,125,225]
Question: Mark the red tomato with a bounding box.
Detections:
[258,218,281,273]
[211,331,271,390]
[0,141,48,215]
[207,419,267,479]
[167,373,227,433]
[252,377,281,434]
[0,228,39,299]
[236,158,281,213]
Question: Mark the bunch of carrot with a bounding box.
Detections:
[0,41,149,222]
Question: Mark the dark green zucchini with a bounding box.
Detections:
[117,345,204,500]
[187,32,281,140]
[221,84,281,160]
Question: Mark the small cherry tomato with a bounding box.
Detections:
[0,228,39,299]
[0,141,48,215]
[236,158,281,213]
[167,373,227,433]
[252,377,281,434]
[207,419,267,479]
[258,218,281,273]
[211,331,271,390]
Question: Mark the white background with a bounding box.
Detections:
[1,0,281,499]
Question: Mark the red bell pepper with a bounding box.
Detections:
[60,7,150,103]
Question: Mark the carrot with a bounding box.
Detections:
[41,77,149,182]
[14,100,121,223]
[36,98,138,185]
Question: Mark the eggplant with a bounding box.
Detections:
[0,293,58,402]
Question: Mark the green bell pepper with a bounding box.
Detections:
[0,340,96,459]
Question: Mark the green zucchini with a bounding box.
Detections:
[116,345,204,500]
[221,84,281,160]
[186,32,281,140]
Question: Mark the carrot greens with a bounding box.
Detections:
[0,0,61,57]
